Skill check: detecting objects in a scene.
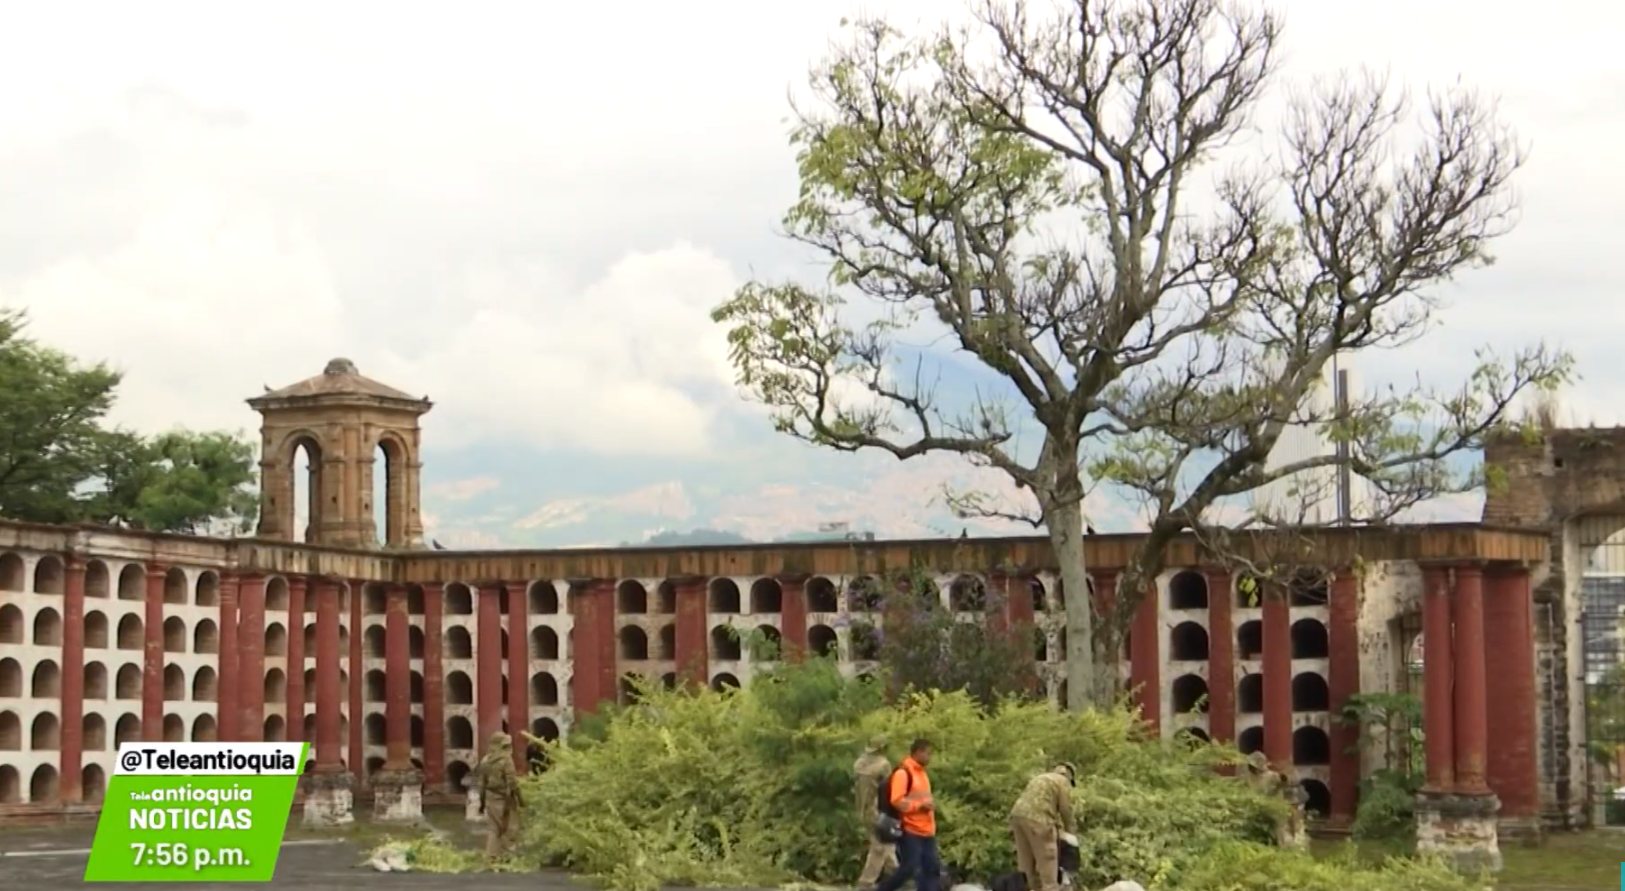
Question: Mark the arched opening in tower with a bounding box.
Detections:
[290,435,323,544]
[373,437,403,546]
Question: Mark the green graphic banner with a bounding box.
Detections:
[84,742,309,882]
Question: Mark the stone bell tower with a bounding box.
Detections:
[248,358,433,548]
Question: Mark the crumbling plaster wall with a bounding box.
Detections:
[1353,560,1420,774]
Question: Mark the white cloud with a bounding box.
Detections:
[426,477,502,503]
[0,89,744,456]
[0,0,1621,539]
[513,482,696,531]
[369,243,741,455]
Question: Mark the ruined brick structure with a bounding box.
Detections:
[0,362,1561,864]
[1483,426,1625,832]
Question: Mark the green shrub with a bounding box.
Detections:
[1350,772,1420,844]
[1177,839,1482,891]
[1339,692,1425,843]
[510,660,1484,891]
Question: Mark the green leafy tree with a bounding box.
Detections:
[710,0,1572,708]
[1587,664,1625,771]
[0,310,122,522]
[86,429,259,534]
[0,309,259,533]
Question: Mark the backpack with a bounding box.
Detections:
[873,767,913,842]
[876,766,912,819]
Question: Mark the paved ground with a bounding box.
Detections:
[0,823,583,889]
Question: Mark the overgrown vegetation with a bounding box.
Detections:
[510,660,1481,891]
[849,567,1043,707]
[1585,662,1625,824]
[1340,692,1426,843]
[0,308,258,532]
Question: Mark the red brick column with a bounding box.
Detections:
[422,583,446,791]
[313,579,343,769]
[1128,587,1161,733]
[1451,564,1490,793]
[1262,590,1292,765]
[1327,568,1362,825]
[672,577,708,688]
[567,579,617,714]
[1205,569,1235,745]
[506,581,529,768]
[1421,565,1456,791]
[984,574,1008,636]
[60,556,86,802]
[348,581,364,785]
[1091,571,1119,668]
[476,583,504,752]
[984,574,1010,637]
[218,574,239,741]
[1004,573,1040,693]
[142,564,166,741]
[592,580,617,706]
[569,582,598,711]
[385,585,411,768]
[236,575,266,740]
[286,576,307,741]
[1484,567,1539,823]
[1008,574,1038,628]
[779,576,808,660]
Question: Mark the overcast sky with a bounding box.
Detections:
[1,1,1617,547]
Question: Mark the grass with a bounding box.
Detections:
[1313,830,1624,891]
[1497,829,1622,890]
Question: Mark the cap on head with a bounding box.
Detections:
[1054,762,1077,784]
[867,735,888,753]
[1245,751,1270,771]
[489,731,512,750]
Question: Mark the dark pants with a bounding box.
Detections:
[871,831,940,891]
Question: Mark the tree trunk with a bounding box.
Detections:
[1050,499,1101,710]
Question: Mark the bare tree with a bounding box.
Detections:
[711,0,1571,709]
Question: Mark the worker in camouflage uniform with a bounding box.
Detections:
[478,731,524,860]
[853,735,900,885]
[1241,752,1306,848]
[1008,763,1077,891]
